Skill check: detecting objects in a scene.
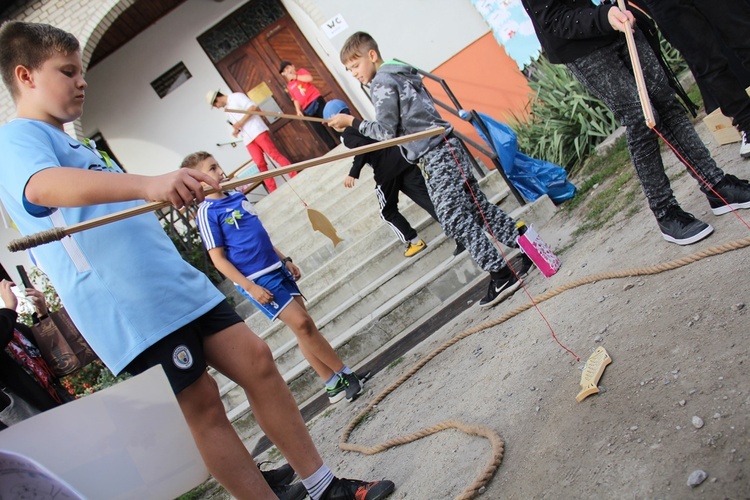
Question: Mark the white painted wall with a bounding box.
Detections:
[81,0,490,177]
[82,0,252,176]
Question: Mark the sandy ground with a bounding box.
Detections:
[247,120,750,499]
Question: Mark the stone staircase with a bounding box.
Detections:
[209,144,558,440]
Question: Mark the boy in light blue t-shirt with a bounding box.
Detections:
[0,21,393,500]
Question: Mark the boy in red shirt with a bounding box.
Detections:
[280,61,337,149]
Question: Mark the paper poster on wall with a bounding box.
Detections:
[321,14,348,39]
[471,0,541,70]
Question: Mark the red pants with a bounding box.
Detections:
[246,131,296,193]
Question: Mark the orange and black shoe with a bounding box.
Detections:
[320,477,395,500]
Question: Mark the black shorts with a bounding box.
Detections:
[124,300,242,394]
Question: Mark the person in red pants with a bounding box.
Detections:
[207,89,296,193]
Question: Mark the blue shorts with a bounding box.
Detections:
[236,266,301,320]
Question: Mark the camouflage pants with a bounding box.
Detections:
[421,136,517,272]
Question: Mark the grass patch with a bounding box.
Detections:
[266,446,282,462]
[563,136,630,213]
[178,480,228,500]
[387,356,404,370]
[352,410,373,430]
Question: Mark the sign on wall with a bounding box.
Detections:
[321,14,348,39]
[471,0,541,70]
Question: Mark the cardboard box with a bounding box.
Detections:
[702,86,750,145]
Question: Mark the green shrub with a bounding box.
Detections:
[510,55,618,172]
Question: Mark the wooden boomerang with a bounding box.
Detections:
[617,0,656,128]
[8,127,446,252]
[224,108,326,123]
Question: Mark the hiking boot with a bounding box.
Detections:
[272,481,307,500]
[320,477,395,500]
[341,372,363,402]
[404,239,426,257]
[326,376,347,404]
[706,173,750,215]
[259,462,295,489]
[740,131,750,158]
[657,205,713,245]
[479,270,521,308]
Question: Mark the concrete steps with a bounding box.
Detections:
[205,144,558,441]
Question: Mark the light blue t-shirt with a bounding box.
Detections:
[0,119,225,374]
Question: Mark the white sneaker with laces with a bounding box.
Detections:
[741,131,750,159]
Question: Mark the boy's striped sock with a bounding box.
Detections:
[302,464,334,500]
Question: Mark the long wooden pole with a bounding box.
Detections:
[8,127,446,252]
[617,0,656,128]
[225,108,326,123]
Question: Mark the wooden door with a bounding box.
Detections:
[214,13,355,163]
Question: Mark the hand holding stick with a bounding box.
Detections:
[8,127,446,252]
[615,0,656,128]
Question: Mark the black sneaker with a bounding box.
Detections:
[321,477,395,500]
[326,376,347,404]
[453,242,466,256]
[706,174,750,215]
[272,481,307,500]
[657,205,713,245]
[259,462,295,489]
[517,253,534,278]
[478,270,521,308]
[356,370,372,384]
[341,372,363,402]
[740,130,750,158]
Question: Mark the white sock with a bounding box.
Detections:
[302,464,335,500]
[409,237,421,244]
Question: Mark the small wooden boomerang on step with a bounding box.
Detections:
[7,128,445,252]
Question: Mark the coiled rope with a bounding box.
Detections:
[339,235,750,499]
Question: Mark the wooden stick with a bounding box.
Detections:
[8,127,446,252]
[617,0,656,128]
[225,108,326,123]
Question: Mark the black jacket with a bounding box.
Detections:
[0,308,70,411]
[520,0,619,63]
[341,126,413,185]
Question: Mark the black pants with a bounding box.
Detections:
[377,166,438,243]
[305,97,339,149]
[566,31,724,219]
[643,0,750,132]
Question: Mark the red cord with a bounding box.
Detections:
[443,137,580,361]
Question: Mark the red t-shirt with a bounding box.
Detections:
[286,68,322,111]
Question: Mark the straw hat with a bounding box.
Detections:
[206,89,220,108]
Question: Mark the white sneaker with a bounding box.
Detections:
[741,130,750,159]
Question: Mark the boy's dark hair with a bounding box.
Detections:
[180,151,213,170]
[340,31,381,64]
[0,21,80,100]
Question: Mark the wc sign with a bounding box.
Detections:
[321,14,348,38]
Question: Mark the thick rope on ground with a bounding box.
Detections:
[339,235,750,499]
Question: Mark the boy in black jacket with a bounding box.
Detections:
[324,100,463,257]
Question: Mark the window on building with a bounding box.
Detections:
[151,62,192,98]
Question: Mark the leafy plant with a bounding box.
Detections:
[511,55,618,172]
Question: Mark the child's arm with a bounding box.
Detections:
[293,99,304,117]
[295,68,314,83]
[25,167,219,210]
[273,246,300,280]
[523,0,620,38]
[328,78,400,141]
[207,247,275,304]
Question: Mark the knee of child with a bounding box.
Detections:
[290,314,317,338]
